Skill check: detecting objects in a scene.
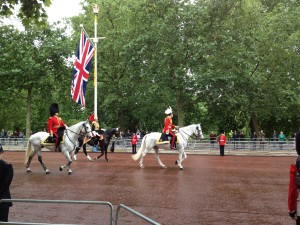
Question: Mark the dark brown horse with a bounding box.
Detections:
[74,128,119,162]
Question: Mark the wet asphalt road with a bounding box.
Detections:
[3,151,297,225]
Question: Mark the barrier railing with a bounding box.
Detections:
[0,199,160,225]
[116,138,296,153]
[1,137,297,155]
[0,199,113,225]
[115,204,161,225]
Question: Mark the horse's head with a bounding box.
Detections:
[194,124,204,140]
[81,120,92,138]
[104,127,120,140]
[114,127,120,138]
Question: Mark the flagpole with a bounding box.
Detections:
[93,5,99,120]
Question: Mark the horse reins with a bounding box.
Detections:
[65,123,89,137]
[65,123,91,149]
[178,126,201,143]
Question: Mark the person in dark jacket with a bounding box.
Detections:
[0,145,14,222]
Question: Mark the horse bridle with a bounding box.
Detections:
[178,125,202,143]
[65,122,91,149]
[66,122,91,137]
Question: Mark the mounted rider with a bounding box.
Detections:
[47,103,66,152]
[163,106,177,150]
[88,113,103,140]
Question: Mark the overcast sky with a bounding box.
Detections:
[46,0,84,24]
[0,0,84,28]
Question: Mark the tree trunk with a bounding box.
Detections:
[26,87,32,139]
[251,112,259,134]
[176,90,184,127]
[118,109,125,133]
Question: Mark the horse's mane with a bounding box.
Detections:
[104,128,118,136]
[180,124,198,130]
[68,121,86,129]
[104,127,117,132]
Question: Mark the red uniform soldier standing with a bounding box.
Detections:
[217,130,226,156]
[163,106,177,150]
[131,132,138,154]
[47,103,66,152]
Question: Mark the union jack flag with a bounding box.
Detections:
[71,29,94,107]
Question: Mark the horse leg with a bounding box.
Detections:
[104,147,108,162]
[37,153,51,175]
[154,147,167,168]
[25,152,36,173]
[176,150,185,170]
[60,151,73,175]
[94,151,104,160]
[73,147,81,161]
[94,142,105,161]
[139,148,151,168]
[74,138,83,161]
[60,160,72,175]
[83,143,92,162]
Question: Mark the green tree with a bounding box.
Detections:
[0,25,73,137]
[0,0,51,26]
[195,0,300,136]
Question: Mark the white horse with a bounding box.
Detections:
[25,120,92,175]
[132,124,203,170]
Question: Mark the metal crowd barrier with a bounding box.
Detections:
[115,204,160,225]
[1,137,297,155]
[0,199,160,225]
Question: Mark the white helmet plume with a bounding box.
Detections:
[164,106,172,115]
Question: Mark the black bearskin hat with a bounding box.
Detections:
[50,103,59,116]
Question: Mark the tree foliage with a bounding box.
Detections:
[1,0,300,139]
[0,0,51,26]
[0,24,74,137]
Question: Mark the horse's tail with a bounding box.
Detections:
[132,135,147,161]
[296,132,300,155]
[25,138,32,164]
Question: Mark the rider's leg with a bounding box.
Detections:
[169,131,176,149]
[53,133,59,152]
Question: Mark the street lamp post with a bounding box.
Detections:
[93,4,99,120]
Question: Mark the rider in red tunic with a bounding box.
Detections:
[163,106,176,150]
[47,103,66,152]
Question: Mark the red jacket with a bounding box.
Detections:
[218,134,226,146]
[47,115,65,135]
[163,116,175,133]
[131,134,138,145]
[288,163,298,216]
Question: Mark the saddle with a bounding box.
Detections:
[156,133,178,145]
[42,135,64,146]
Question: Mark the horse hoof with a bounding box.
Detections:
[175,160,178,165]
[106,159,108,162]
[162,165,167,169]
[59,166,63,171]
[74,155,77,161]
[68,171,72,175]
[180,167,184,170]
[45,170,51,175]
[140,165,145,169]
[26,168,31,173]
